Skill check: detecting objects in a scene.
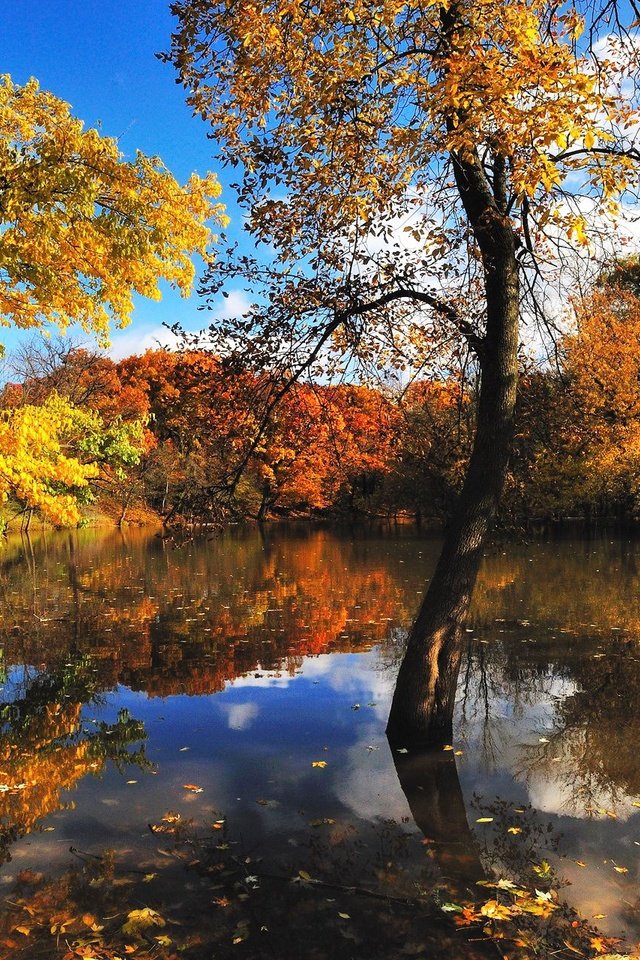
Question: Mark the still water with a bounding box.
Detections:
[0,524,638,958]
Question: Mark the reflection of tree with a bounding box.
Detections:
[0,659,150,862]
[392,748,485,900]
[513,646,640,809]
[457,615,640,813]
[0,526,417,699]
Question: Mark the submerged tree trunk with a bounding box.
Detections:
[387,157,520,747]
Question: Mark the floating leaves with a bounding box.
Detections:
[311,761,327,768]
[121,907,166,937]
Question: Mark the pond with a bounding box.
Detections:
[0,523,638,959]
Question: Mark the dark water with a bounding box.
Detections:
[0,525,638,957]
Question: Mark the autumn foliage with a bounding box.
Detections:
[5,265,640,530]
[0,75,226,344]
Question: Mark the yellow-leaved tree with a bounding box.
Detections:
[165,0,640,743]
[0,74,227,344]
[0,393,144,528]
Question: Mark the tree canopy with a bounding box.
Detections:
[165,0,639,374]
[0,75,227,345]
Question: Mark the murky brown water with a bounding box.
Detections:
[0,524,638,957]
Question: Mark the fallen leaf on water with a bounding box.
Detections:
[311,761,327,768]
[298,870,313,881]
[613,865,628,873]
[442,745,454,751]
[122,907,166,937]
[574,860,587,868]
[143,873,158,883]
[507,827,522,835]
[126,780,137,785]
[476,817,494,823]
[338,912,350,919]
[183,784,203,793]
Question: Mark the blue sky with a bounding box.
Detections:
[0,0,245,359]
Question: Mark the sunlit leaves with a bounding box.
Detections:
[0,75,226,344]
[121,907,165,937]
[0,393,146,526]
[167,0,638,266]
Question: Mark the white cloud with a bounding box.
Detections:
[107,288,253,361]
[219,702,260,731]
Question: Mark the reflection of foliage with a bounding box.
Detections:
[0,659,150,863]
[0,526,416,699]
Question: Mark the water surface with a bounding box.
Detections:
[0,525,638,956]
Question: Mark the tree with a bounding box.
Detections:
[165,0,639,743]
[561,276,640,518]
[0,393,144,527]
[0,75,226,345]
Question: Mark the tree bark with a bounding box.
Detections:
[387,151,520,747]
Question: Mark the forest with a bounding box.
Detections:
[3,0,640,957]
[3,258,640,534]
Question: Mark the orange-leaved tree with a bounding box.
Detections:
[562,266,640,517]
[165,0,639,743]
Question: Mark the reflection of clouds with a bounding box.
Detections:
[334,721,414,823]
[227,650,393,700]
[219,702,259,731]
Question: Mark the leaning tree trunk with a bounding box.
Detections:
[387,160,520,747]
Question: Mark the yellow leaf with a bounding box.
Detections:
[311,761,327,768]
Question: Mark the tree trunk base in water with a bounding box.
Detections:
[387,621,464,749]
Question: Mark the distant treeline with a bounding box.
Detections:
[1,268,639,530]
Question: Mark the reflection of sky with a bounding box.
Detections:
[3,528,640,947]
[3,649,417,887]
[455,638,640,943]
